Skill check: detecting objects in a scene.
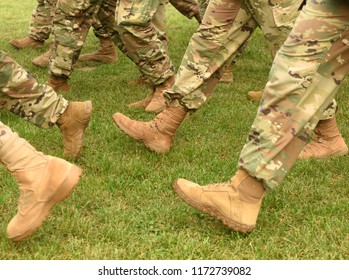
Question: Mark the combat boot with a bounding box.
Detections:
[56,101,93,158]
[145,75,176,113]
[113,103,187,154]
[32,50,50,68]
[46,75,70,92]
[78,37,118,63]
[299,116,348,159]
[219,64,234,83]
[173,169,265,233]
[10,36,44,49]
[247,89,264,100]
[0,131,81,241]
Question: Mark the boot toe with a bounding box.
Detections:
[173,179,204,204]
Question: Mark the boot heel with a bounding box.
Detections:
[52,164,82,205]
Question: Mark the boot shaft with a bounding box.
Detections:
[154,104,187,136]
[0,129,46,172]
[314,116,341,140]
[46,76,70,92]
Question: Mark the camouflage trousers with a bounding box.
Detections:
[49,0,103,78]
[166,0,303,108]
[50,0,174,86]
[166,0,336,115]
[29,0,110,42]
[238,0,349,190]
[0,51,67,128]
[29,0,57,41]
[114,0,175,85]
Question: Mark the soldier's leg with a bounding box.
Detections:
[0,51,92,158]
[114,0,176,112]
[113,0,257,151]
[47,0,102,92]
[249,0,347,159]
[78,0,119,64]
[0,121,82,241]
[245,0,303,99]
[126,0,171,105]
[10,0,58,49]
[173,0,349,233]
[239,0,349,190]
[197,0,249,84]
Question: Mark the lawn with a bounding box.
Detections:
[1,0,349,260]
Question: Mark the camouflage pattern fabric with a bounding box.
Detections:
[49,0,103,78]
[238,0,349,190]
[29,0,57,41]
[194,0,337,120]
[169,0,199,20]
[29,0,110,41]
[165,0,306,110]
[50,0,174,86]
[0,51,67,128]
[114,0,175,85]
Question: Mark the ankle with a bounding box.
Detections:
[235,169,265,202]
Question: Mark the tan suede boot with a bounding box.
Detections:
[0,132,81,241]
[299,116,348,159]
[173,169,265,233]
[113,103,187,154]
[32,50,50,68]
[145,76,176,113]
[46,75,70,92]
[56,101,93,158]
[219,63,234,83]
[247,89,264,100]
[78,37,118,63]
[10,36,44,49]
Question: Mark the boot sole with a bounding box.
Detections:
[299,147,349,159]
[112,113,170,154]
[173,180,255,233]
[10,164,82,241]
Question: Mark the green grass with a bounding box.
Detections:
[1,0,349,260]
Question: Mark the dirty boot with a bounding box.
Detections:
[79,37,118,63]
[0,128,81,241]
[145,76,176,113]
[10,36,44,49]
[173,169,265,233]
[299,116,348,159]
[113,103,187,154]
[56,101,93,158]
[32,50,50,68]
[247,89,264,100]
[46,75,70,92]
